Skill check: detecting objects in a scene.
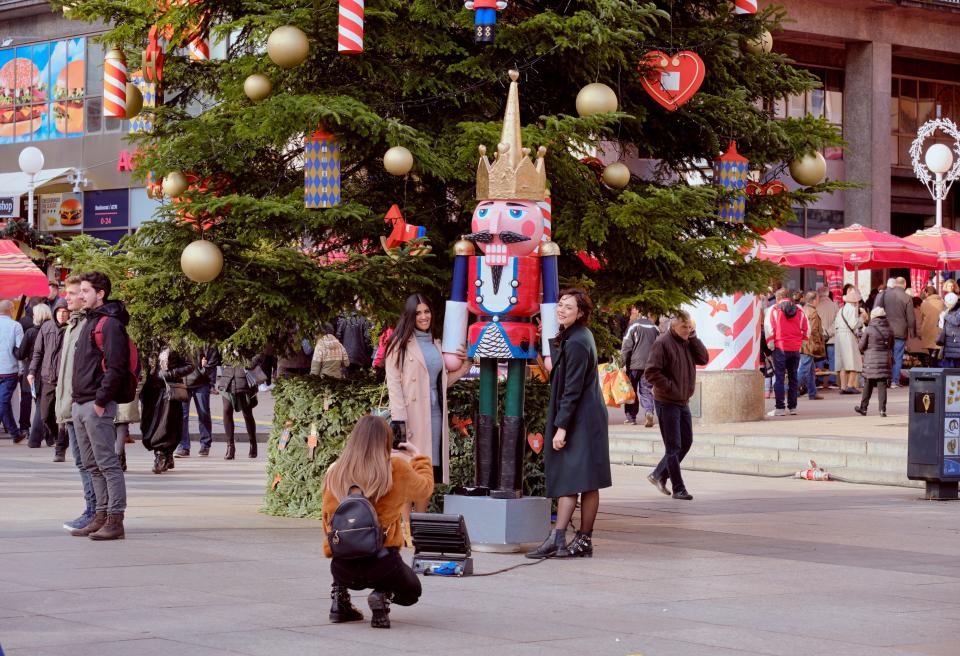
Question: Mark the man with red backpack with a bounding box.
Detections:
[764,288,810,417]
[68,271,137,541]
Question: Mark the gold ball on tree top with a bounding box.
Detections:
[125,83,143,119]
[267,26,309,69]
[180,240,224,283]
[576,83,618,117]
[789,151,827,187]
[162,171,189,198]
[243,73,272,102]
[602,162,631,189]
[383,146,414,176]
[743,30,773,55]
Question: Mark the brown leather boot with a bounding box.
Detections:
[71,511,106,537]
[89,513,125,541]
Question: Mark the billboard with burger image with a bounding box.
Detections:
[38,193,82,231]
[51,39,84,138]
[0,43,51,143]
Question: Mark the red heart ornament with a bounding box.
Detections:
[638,50,706,111]
[527,432,544,455]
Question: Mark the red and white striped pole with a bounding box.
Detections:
[103,47,128,118]
[734,0,757,14]
[338,0,364,54]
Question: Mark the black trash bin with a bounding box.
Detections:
[908,368,960,499]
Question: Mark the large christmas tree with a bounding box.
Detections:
[57,0,843,352]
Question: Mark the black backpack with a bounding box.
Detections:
[326,486,387,559]
[781,300,798,318]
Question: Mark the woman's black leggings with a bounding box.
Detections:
[222,397,256,442]
[331,549,422,606]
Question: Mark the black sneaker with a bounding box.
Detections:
[173,447,189,458]
[198,446,210,457]
[672,489,693,500]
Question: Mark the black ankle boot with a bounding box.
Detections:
[329,584,363,623]
[224,442,235,460]
[525,528,565,559]
[555,531,593,559]
[368,590,392,628]
[248,438,257,459]
[152,452,165,474]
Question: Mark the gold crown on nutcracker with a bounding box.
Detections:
[476,70,547,201]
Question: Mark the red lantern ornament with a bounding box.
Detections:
[638,50,706,111]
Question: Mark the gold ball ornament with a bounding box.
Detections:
[243,74,272,102]
[576,82,618,117]
[180,240,224,283]
[602,162,631,189]
[124,83,143,119]
[162,171,189,198]
[267,26,309,69]
[743,30,773,55]
[789,152,827,187]
[383,146,414,176]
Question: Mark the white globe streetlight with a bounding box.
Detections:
[910,120,960,229]
[925,143,954,175]
[18,146,44,229]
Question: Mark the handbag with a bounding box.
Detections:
[166,381,189,402]
[245,365,268,388]
[611,366,637,405]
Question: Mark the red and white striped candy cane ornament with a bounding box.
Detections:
[338,0,364,54]
[734,0,757,14]
[188,32,209,61]
[103,47,128,118]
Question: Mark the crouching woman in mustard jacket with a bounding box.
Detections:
[322,415,434,629]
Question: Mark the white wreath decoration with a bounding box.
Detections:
[910,118,960,199]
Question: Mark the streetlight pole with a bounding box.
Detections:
[17,146,44,229]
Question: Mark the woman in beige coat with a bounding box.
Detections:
[384,294,470,511]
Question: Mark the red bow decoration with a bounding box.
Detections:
[174,172,234,231]
[576,251,603,271]
[706,299,728,317]
[527,432,543,454]
[451,415,473,437]
[744,180,788,196]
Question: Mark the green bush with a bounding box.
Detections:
[261,372,550,518]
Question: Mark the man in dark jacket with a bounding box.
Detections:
[69,271,131,541]
[644,311,709,501]
[335,312,373,374]
[175,344,220,457]
[877,277,915,388]
[28,306,69,459]
[619,306,659,427]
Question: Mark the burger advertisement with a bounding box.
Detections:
[0,56,48,139]
[52,59,84,135]
[39,193,83,231]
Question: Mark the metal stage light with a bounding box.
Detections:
[409,513,473,576]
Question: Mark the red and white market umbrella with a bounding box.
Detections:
[0,240,49,298]
[809,223,938,271]
[755,229,843,269]
[903,226,960,269]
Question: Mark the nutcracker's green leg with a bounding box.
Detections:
[471,358,500,495]
[493,359,526,499]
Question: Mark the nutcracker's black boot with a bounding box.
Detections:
[462,414,498,496]
[492,416,524,499]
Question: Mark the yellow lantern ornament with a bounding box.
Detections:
[601,162,630,189]
[267,26,309,69]
[243,73,272,102]
[383,146,414,176]
[789,151,827,187]
[180,240,224,283]
[575,82,618,117]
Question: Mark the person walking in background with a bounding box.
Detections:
[311,323,350,378]
[336,311,373,375]
[14,304,45,442]
[816,286,839,389]
[856,306,894,417]
[69,271,132,541]
[527,289,611,560]
[28,305,69,457]
[644,311,708,501]
[920,286,945,367]
[765,289,809,417]
[141,347,193,473]
[0,300,24,441]
[619,305,659,427]
[835,288,865,395]
[877,277,915,388]
[174,344,219,458]
[217,352,262,459]
[798,292,825,402]
[941,299,960,367]
[20,303,52,447]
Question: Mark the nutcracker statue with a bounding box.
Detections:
[464,0,508,44]
[442,70,560,499]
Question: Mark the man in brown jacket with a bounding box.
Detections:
[920,286,945,365]
[798,292,825,401]
[644,311,709,500]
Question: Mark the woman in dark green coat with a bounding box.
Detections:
[526,289,611,560]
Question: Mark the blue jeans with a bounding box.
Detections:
[180,386,213,450]
[798,354,818,399]
[773,349,801,410]
[68,422,96,515]
[892,338,906,385]
[0,374,18,435]
[825,344,836,386]
[652,401,692,493]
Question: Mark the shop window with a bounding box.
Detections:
[891,76,960,166]
[770,67,844,160]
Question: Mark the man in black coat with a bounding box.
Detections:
[644,311,709,500]
[335,312,373,374]
[619,306,659,427]
[877,277,915,388]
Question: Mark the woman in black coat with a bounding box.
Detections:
[216,353,262,459]
[141,348,193,473]
[526,289,611,560]
[855,307,893,417]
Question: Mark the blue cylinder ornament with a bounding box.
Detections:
[304,127,340,208]
[714,140,749,223]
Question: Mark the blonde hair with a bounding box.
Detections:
[322,415,393,502]
[32,303,52,325]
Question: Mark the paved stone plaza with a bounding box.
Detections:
[1,441,958,656]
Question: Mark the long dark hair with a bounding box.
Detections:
[384,294,437,366]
